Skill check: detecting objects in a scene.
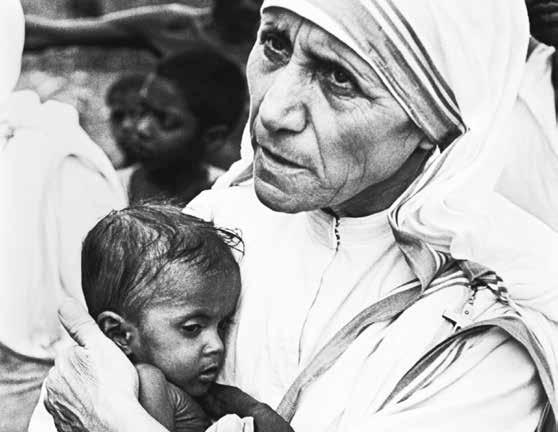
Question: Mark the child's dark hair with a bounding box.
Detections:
[213,0,262,44]
[82,202,243,322]
[105,49,246,136]
[156,47,247,133]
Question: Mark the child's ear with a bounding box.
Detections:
[96,311,137,356]
[200,124,230,156]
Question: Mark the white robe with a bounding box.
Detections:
[185,184,543,432]
[28,180,543,432]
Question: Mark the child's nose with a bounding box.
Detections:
[136,117,153,139]
[121,116,135,132]
[203,332,224,358]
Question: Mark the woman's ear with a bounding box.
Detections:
[96,311,137,356]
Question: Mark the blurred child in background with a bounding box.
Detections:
[107,47,246,205]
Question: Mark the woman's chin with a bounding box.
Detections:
[254,177,314,214]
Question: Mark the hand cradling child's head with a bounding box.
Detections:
[81,203,242,396]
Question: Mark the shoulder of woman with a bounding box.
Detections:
[184,184,259,224]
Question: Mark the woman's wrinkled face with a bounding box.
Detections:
[247,8,422,214]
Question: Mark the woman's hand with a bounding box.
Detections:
[136,363,211,432]
[43,298,143,431]
[199,384,294,432]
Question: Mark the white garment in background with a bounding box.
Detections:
[0,91,127,361]
[0,2,127,362]
[0,3,126,430]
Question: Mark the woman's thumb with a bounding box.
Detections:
[58,297,105,348]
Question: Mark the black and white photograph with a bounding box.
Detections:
[1,0,558,431]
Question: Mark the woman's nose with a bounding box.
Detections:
[259,66,307,134]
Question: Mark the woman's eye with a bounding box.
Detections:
[182,324,202,337]
[332,69,351,85]
[323,66,357,94]
[260,30,290,63]
[265,34,286,52]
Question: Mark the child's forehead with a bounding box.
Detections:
[142,263,240,321]
[143,77,188,109]
[153,261,239,300]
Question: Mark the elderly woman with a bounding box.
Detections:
[41,0,558,431]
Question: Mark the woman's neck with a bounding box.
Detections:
[329,147,433,218]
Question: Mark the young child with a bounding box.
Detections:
[107,47,247,206]
[81,203,243,431]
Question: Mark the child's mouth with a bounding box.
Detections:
[198,366,219,383]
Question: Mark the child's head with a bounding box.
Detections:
[106,48,246,169]
[82,203,242,396]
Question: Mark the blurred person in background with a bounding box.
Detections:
[107,47,247,205]
[0,1,127,431]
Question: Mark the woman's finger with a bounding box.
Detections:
[57,297,106,349]
[166,382,211,432]
[199,384,262,419]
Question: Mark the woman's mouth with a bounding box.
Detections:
[253,138,305,170]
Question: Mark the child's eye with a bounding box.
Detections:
[154,110,183,130]
[181,324,202,337]
[164,114,184,130]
